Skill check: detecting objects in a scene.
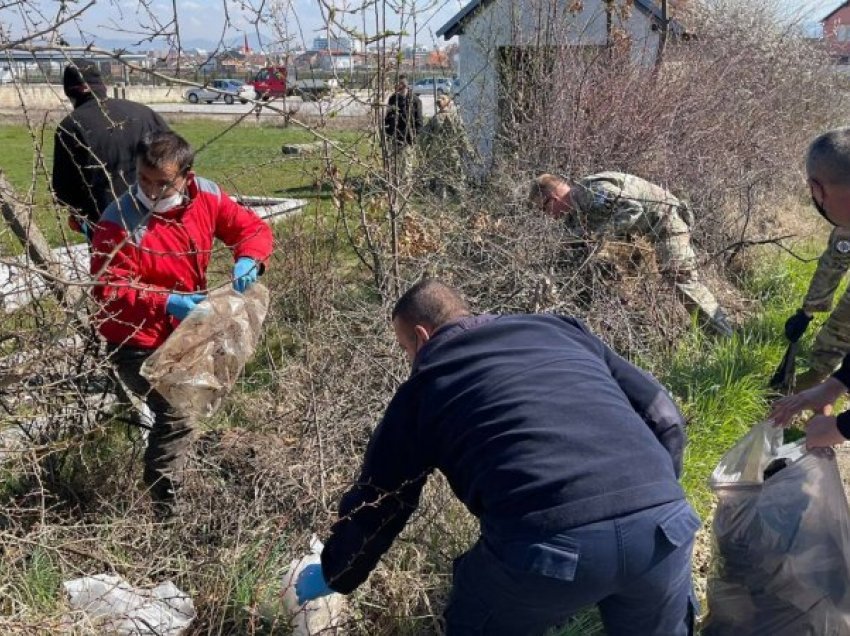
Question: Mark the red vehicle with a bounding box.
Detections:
[251,66,287,100]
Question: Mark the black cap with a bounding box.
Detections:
[63,60,107,99]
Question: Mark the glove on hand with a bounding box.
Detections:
[784,308,813,343]
[79,220,94,242]
[294,563,333,605]
[165,293,206,320]
[232,257,259,293]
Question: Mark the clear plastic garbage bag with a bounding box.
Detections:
[276,535,346,635]
[702,421,850,635]
[63,574,194,635]
[141,284,270,418]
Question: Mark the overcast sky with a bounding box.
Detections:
[4,0,847,50]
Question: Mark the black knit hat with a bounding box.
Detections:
[63,60,107,99]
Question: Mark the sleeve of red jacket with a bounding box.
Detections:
[213,191,274,267]
[90,223,171,338]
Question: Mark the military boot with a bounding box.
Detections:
[707,308,734,338]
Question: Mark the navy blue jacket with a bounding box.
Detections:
[321,314,687,593]
[53,94,169,227]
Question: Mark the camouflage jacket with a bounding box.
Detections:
[802,227,850,313]
[570,172,692,236]
[418,110,474,176]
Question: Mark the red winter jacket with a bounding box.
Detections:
[90,174,273,349]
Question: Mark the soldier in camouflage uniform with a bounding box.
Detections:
[783,230,850,389]
[530,172,733,336]
[418,95,474,199]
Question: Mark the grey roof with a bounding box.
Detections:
[436,0,674,40]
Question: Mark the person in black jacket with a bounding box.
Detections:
[383,75,422,194]
[52,60,170,240]
[294,279,699,635]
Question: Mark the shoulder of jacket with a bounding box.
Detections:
[194,176,222,198]
[56,113,79,135]
[100,191,146,229]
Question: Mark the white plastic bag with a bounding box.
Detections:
[141,284,270,418]
[63,574,195,635]
[279,536,346,636]
[702,421,850,635]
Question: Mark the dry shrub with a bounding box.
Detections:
[484,0,845,273]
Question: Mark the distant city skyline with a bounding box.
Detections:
[4,0,846,52]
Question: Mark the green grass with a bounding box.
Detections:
[665,247,827,518]
[0,120,364,251]
[0,546,62,616]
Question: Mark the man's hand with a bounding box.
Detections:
[165,293,206,321]
[232,257,259,293]
[294,563,332,605]
[769,377,845,427]
[805,414,846,450]
[784,308,813,343]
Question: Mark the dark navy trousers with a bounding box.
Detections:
[444,499,700,636]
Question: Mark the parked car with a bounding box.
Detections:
[184,79,254,104]
[411,77,453,96]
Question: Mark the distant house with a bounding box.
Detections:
[436,0,685,170]
[312,36,362,53]
[822,1,850,61]
[293,50,362,73]
[1,49,149,84]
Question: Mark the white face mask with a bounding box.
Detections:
[135,184,184,214]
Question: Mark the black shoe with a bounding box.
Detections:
[708,309,734,338]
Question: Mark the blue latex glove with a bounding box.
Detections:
[165,293,206,320]
[232,257,259,293]
[294,563,333,605]
[79,220,93,243]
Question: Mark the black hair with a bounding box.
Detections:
[807,128,850,186]
[136,131,195,175]
[392,279,471,329]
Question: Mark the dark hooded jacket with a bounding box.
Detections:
[52,92,169,231]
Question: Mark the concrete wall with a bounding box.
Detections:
[0,85,185,110]
[456,0,660,170]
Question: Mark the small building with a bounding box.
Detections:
[822,1,850,61]
[1,49,150,84]
[436,0,683,170]
[312,36,362,53]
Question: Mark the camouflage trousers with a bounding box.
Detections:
[809,289,850,375]
[652,211,721,320]
[388,140,414,196]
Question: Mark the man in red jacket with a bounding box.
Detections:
[90,130,273,515]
